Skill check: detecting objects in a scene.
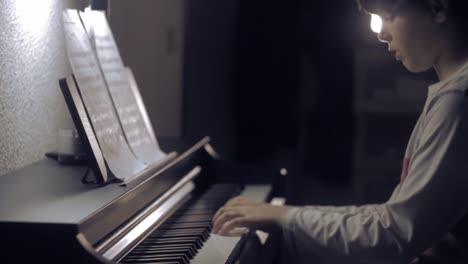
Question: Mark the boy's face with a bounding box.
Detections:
[376,7,442,73]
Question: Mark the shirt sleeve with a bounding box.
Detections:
[282,93,468,264]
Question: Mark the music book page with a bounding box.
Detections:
[63,9,147,181]
[80,10,166,165]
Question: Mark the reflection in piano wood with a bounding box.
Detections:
[0,137,281,264]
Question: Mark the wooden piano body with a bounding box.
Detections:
[0,138,280,263]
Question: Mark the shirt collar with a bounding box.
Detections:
[428,60,468,97]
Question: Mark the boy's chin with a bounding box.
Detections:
[402,61,432,73]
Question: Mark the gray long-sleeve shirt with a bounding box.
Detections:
[282,62,468,264]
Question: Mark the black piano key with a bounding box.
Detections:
[143,237,203,248]
[170,213,214,219]
[148,232,207,242]
[121,262,178,264]
[123,253,190,264]
[140,239,202,249]
[141,238,204,247]
[158,223,210,229]
[121,255,188,264]
[128,248,195,259]
[119,184,243,264]
[174,208,216,213]
[171,210,217,216]
[151,226,209,233]
[138,242,198,250]
[151,230,206,236]
[143,235,203,241]
[124,254,189,261]
[151,227,207,235]
[148,232,207,241]
[134,244,197,256]
[164,216,213,224]
[131,251,191,259]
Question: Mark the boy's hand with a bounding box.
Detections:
[212,196,293,236]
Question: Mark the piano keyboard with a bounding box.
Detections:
[117,183,242,264]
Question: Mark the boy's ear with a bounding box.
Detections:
[429,0,449,23]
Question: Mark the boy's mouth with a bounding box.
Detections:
[396,51,402,61]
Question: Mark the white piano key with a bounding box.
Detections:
[191,184,271,264]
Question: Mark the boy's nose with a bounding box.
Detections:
[377,28,391,43]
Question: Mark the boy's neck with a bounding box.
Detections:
[433,38,468,82]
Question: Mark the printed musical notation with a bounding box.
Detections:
[63,9,147,181]
[81,10,166,165]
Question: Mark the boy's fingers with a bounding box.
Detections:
[218,217,250,236]
[212,211,243,234]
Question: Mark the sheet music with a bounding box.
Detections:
[63,9,147,181]
[80,10,166,165]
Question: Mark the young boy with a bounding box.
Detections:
[212,0,468,263]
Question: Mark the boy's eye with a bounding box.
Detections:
[383,16,395,21]
[380,12,396,21]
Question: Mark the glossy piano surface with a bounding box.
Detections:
[0,159,127,224]
[0,138,278,263]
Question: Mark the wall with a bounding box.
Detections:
[0,0,88,176]
[109,0,184,138]
[110,0,239,157]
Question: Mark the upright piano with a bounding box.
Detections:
[0,137,281,263]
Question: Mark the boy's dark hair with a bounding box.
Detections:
[356,0,427,14]
[356,0,468,37]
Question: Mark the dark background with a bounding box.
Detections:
[102,0,436,206]
[180,0,359,205]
